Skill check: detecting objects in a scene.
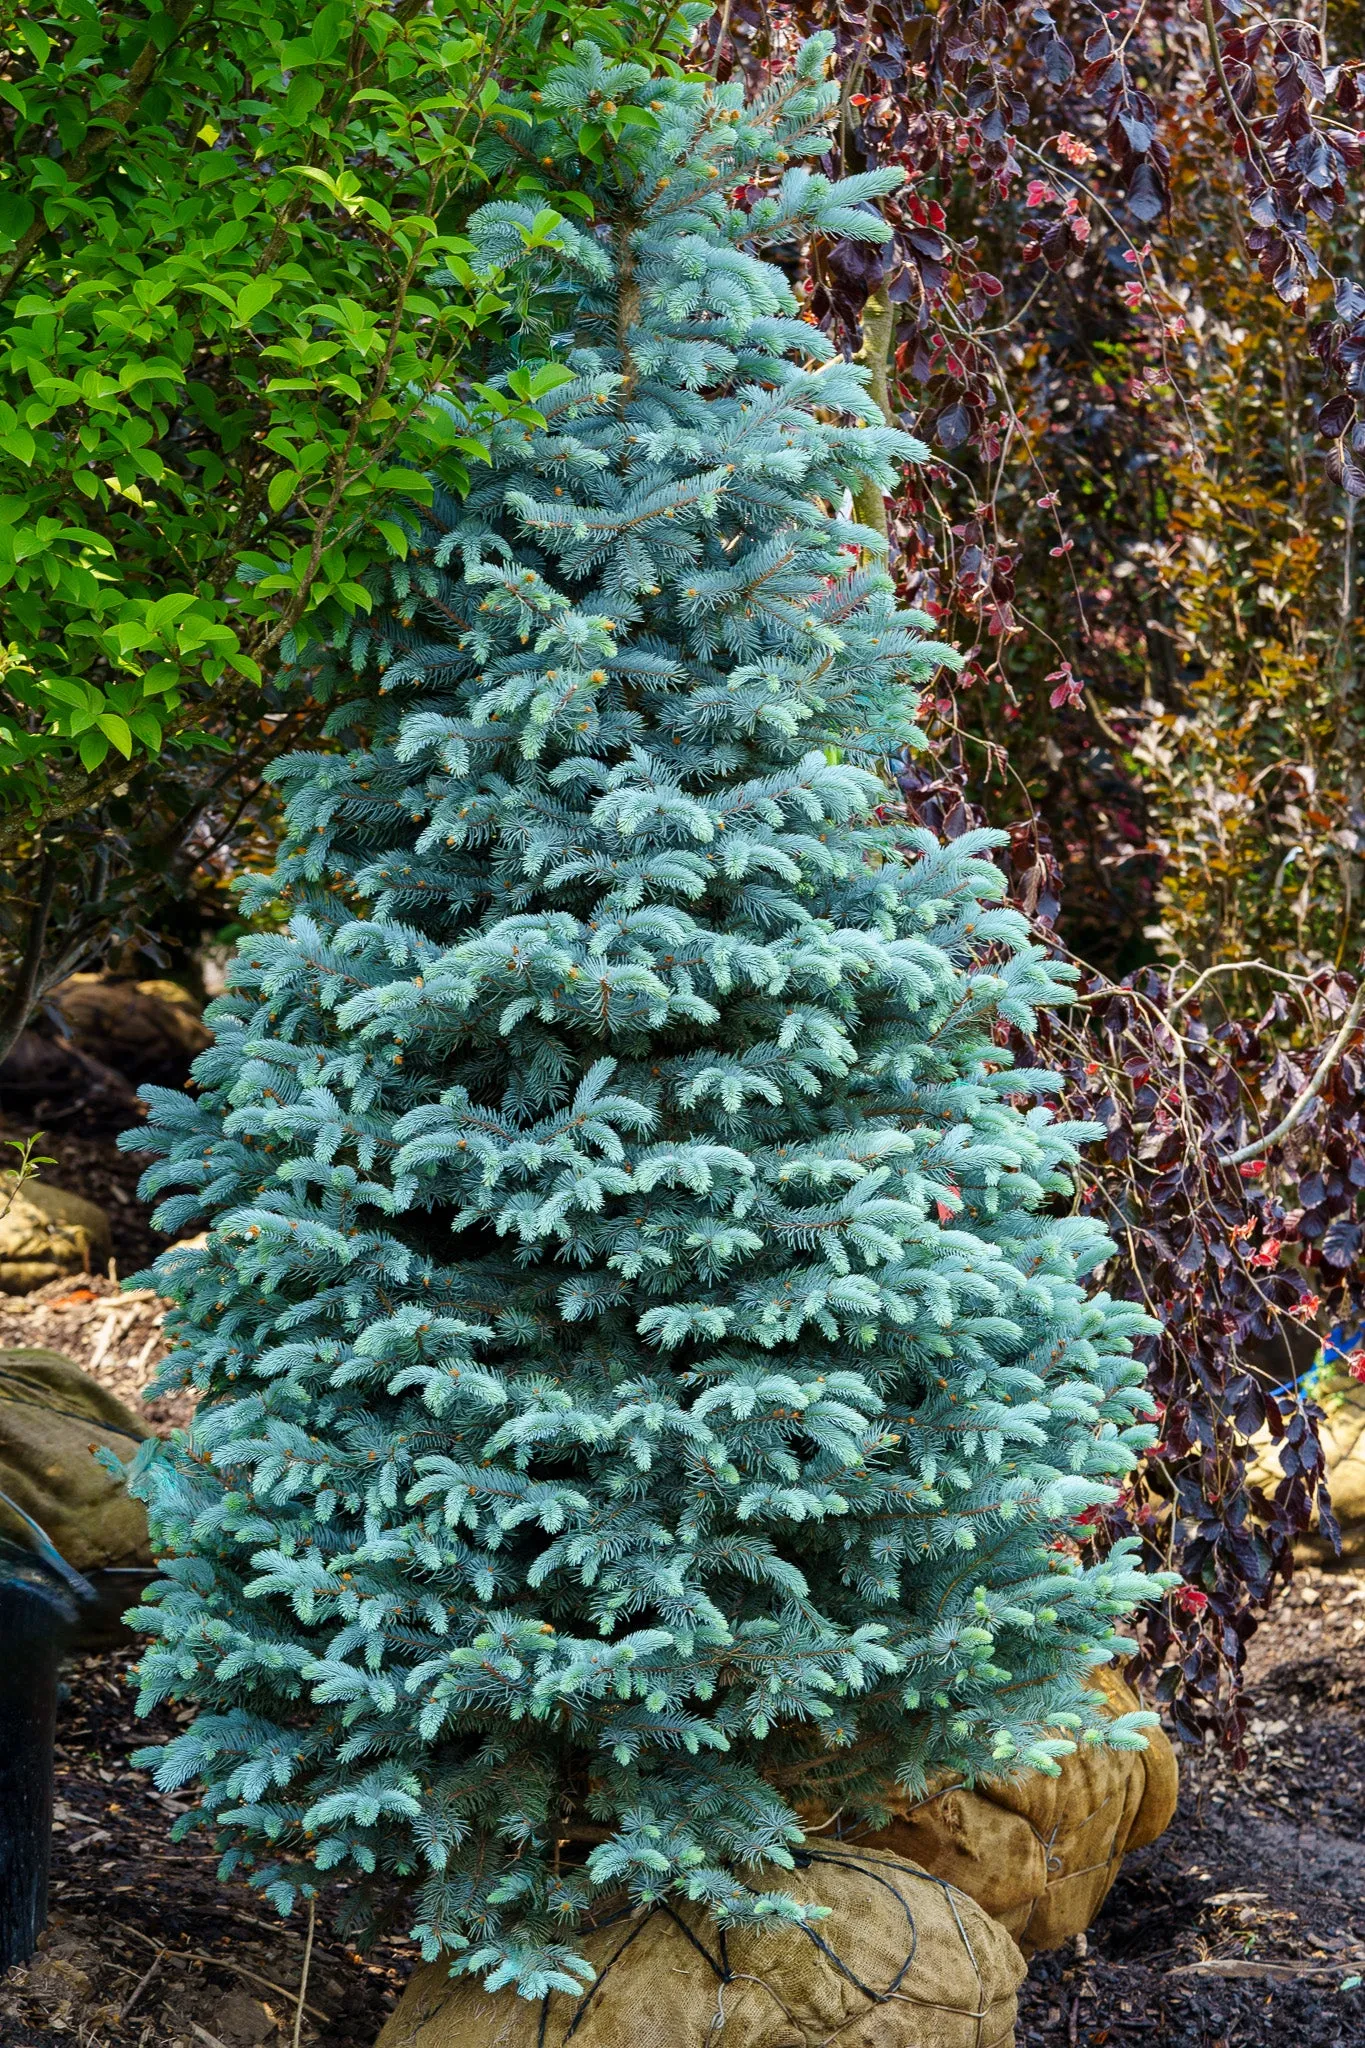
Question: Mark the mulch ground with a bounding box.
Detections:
[0,1108,189,1428]
[1,1645,412,2048]
[1020,1565,1365,2048]
[0,1271,192,1431]
[5,1583,1361,2048]
[3,1127,1364,2047]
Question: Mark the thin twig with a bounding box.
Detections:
[293,1896,318,2048]
[117,1949,166,2021]
[1217,974,1365,1165]
[1169,1957,1348,1981]
[1199,0,1280,191]
[114,1923,331,2024]
[1167,957,1323,1019]
[708,0,733,74]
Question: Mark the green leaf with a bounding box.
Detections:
[17,19,51,66]
[167,727,232,753]
[40,676,94,711]
[373,469,433,500]
[0,189,35,237]
[0,0,715,842]
[552,190,596,220]
[374,518,410,557]
[146,593,198,631]
[285,71,325,120]
[284,166,344,199]
[96,712,134,757]
[236,277,281,325]
[0,426,35,464]
[127,709,164,750]
[507,362,574,402]
[77,729,109,771]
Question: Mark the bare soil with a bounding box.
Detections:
[0,1644,412,2048]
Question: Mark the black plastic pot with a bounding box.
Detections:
[0,1506,92,1972]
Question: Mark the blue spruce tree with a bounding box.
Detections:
[121,36,1163,1999]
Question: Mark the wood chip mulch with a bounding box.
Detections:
[0,1642,412,2048]
[1020,1566,1365,2048]
[0,1272,191,1431]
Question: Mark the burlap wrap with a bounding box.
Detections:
[802,1664,1177,1955]
[0,1176,112,1294]
[0,1347,151,1571]
[377,1845,1025,2048]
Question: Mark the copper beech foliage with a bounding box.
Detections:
[709,0,1365,464]
[706,0,1365,1753]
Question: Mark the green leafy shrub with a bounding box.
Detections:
[122,35,1164,1999]
[0,0,698,829]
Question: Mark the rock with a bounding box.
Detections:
[215,1989,282,2044]
[1316,1379,1365,1559]
[0,1177,113,1294]
[0,1028,140,1131]
[1248,1375,1365,1563]
[799,1663,1178,1957]
[376,1844,1025,2048]
[0,1347,151,1572]
[47,974,211,1088]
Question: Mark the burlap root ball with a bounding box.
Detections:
[802,1664,1177,1956]
[0,1177,112,1294]
[376,1845,1025,2048]
[0,1347,151,1572]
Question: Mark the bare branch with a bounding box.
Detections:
[1217,975,1365,1166]
[0,850,57,1067]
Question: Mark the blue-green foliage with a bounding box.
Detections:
[120,36,1162,1999]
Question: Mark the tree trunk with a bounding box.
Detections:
[852,288,897,542]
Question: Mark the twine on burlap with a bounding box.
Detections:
[539,1846,1008,2048]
